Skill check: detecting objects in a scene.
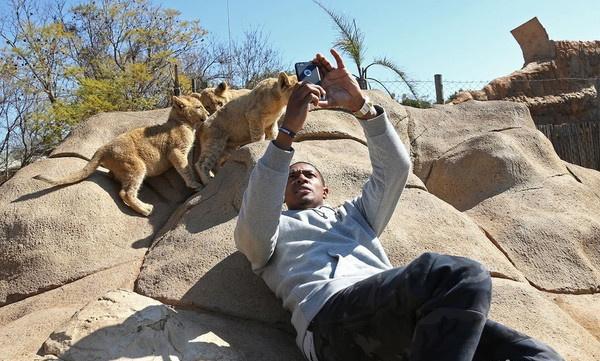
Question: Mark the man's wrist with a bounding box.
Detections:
[353,96,377,120]
[349,94,368,113]
[273,132,293,150]
[357,105,379,120]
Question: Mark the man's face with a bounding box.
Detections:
[284,163,329,210]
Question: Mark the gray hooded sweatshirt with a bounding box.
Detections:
[234,106,411,356]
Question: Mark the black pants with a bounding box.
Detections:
[309,253,564,361]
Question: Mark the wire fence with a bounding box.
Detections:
[367,79,490,105]
[370,77,600,105]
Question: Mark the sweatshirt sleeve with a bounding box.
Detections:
[352,105,412,236]
[234,142,293,270]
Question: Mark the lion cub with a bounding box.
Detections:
[194,82,250,115]
[194,72,297,185]
[34,95,209,216]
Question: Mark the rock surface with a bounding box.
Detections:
[490,279,600,361]
[41,289,302,361]
[0,90,599,360]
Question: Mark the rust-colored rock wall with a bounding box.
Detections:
[456,18,600,126]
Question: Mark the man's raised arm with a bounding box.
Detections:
[234,78,326,271]
[312,49,411,235]
[352,108,411,236]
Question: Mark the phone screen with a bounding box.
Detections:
[295,62,322,85]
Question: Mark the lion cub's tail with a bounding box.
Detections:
[34,148,105,186]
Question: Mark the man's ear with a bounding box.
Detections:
[216,82,228,95]
[172,96,186,109]
[322,186,329,200]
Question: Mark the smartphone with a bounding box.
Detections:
[295,62,322,85]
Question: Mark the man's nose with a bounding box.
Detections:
[294,174,309,184]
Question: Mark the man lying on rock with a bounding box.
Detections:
[234,48,563,361]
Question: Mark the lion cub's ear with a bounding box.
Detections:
[278,72,294,89]
[190,93,202,101]
[172,96,187,109]
[215,82,228,95]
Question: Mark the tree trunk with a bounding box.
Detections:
[357,77,368,90]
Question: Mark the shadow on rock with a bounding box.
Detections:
[42,305,243,361]
[180,252,293,327]
[40,290,303,361]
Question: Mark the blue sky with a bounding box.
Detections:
[167,0,599,97]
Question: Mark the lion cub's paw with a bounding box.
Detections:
[141,204,154,217]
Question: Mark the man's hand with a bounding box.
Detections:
[274,82,325,150]
[282,82,326,133]
[314,49,367,113]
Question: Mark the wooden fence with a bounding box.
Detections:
[537,121,600,170]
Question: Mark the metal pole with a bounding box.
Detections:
[226,0,233,84]
[191,78,197,93]
[434,74,444,104]
[173,64,181,96]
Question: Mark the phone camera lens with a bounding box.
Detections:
[303,69,312,77]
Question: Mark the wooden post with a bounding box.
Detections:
[191,78,197,93]
[434,74,444,104]
[173,64,181,96]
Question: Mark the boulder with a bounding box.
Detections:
[490,278,600,361]
[0,260,140,360]
[405,100,536,182]
[426,127,567,211]
[1,93,599,360]
[0,157,176,306]
[382,187,524,282]
[408,104,600,293]
[551,293,600,341]
[40,289,303,361]
[466,175,600,293]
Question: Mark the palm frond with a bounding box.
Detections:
[370,57,418,99]
[313,0,364,75]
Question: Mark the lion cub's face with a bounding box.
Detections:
[172,95,209,127]
[275,72,298,100]
[251,72,298,103]
[195,83,230,115]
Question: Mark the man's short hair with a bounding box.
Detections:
[289,161,326,186]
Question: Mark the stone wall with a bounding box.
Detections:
[454,17,600,126]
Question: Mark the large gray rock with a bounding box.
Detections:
[0,260,141,360]
[406,100,536,182]
[466,174,600,293]
[0,158,172,306]
[490,279,600,361]
[40,289,303,361]
[3,93,600,360]
[382,187,524,282]
[426,127,567,211]
[408,103,600,294]
[0,104,197,307]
